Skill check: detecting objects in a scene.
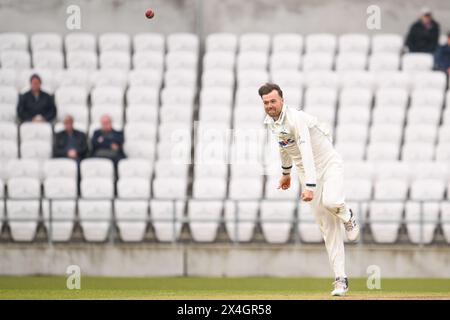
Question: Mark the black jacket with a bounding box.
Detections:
[17,90,57,122]
[405,19,440,53]
[53,129,89,159]
[91,129,125,158]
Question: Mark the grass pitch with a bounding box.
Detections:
[0,276,449,300]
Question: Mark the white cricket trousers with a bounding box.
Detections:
[300,157,351,279]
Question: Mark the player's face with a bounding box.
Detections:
[262,90,284,119]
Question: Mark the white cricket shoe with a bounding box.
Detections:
[331,277,348,296]
[344,209,359,242]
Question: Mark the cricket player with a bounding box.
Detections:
[260,83,359,296]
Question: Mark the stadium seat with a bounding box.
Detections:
[42,176,77,241]
[128,69,163,89]
[224,200,258,242]
[55,86,88,107]
[200,87,234,108]
[203,52,235,70]
[91,86,124,106]
[165,68,197,88]
[192,178,227,199]
[99,33,130,52]
[20,122,52,142]
[118,159,152,180]
[368,53,400,71]
[337,105,371,126]
[199,105,232,124]
[304,86,337,107]
[369,201,404,243]
[335,53,367,71]
[90,69,128,89]
[20,140,52,160]
[150,200,184,242]
[32,51,64,69]
[114,199,148,242]
[372,105,405,126]
[412,71,447,92]
[5,159,41,180]
[7,177,41,241]
[0,69,17,87]
[237,69,269,89]
[43,158,77,179]
[159,104,193,124]
[401,53,433,72]
[305,33,336,54]
[228,177,263,200]
[302,53,334,71]
[343,161,374,180]
[436,143,450,161]
[152,177,187,199]
[374,72,410,90]
[270,52,301,71]
[188,200,223,242]
[260,200,296,243]
[167,33,199,53]
[0,32,28,52]
[371,34,403,54]
[202,69,235,88]
[133,33,165,53]
[66,51,98,70]
[270,70,304,88]
[65,32,96,53]
[161,86,195,106]
[117,177,151,199]
[272,33,303,53]
[404,124,437,143]
[194,164,228,179]
[166,51,198,70]
[373,161,410,181]
[0,50,31,69]
[335,124,368,144]
[408,162,449,182]
[411,90,445,112]
[338,33,370,54]
[58,69,91,89]
[236,51,268,71]
[401,142,434,162]
[334,142,365,161]
[373,178,408,200]
[0,140,18,160]
[239,33,270,53]
[405,201,439,244]
[78,200,112,242]
[126,105,158,124]
[0,121,17,142]
[340,71,374,90]
[366,142,399,161]
[302,104,335,128]
[206,33,238,52]
[297,202,323,243]
[369,124,403,144]
[374,87,409,110]
[339,87,372,109]
[80,158,114,179]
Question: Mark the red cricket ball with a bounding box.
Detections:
[145,9,155,19]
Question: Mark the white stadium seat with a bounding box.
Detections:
[206,33,238,52]
[99,33,130,52]
[0,69,17,87]
[371,34,403,54]
[375,87,408,109]
[272,33,303,53]
[80,177,114,199]
[65,32,96,52]
[117,177,151,199]
[0,121,17,142]
[43,159,77,179]
[372,105,405,126]
[5,159,41,180]
[236,51,268,70]
[55,86,88,107]
[270,52,301,71]
[166,51,198,70]
[228,177,263,200]
[369,201,403,243]
[260,200,296,243]
[337,105,371,126]
[0,140,18,160]
[188,200,222,242]
[373,178,408,200]
[335,124,368,144]
[411,71,447,91]
[224,200,258,242]
[203,52,235,70]
[150,200,184,242]
[1,50,31,69]
[66,51,98,70]
[239,33,270,53]
[366,142,399,161]
[340,71,374,90]
[133,33,165,53]
[305,33,337,54]
[32,51,64,69]
[200,87,233,108]
[440,202,450,244]
[128,69,163,89]
[118,158,152,179]
[404,124,437,143]
[132,51,164,70]
[401,142,434,162]
[7,177,41,241]
[370,124,403,144]
[90,69,128,89]
[335,142,365,161]
[192,178,227,199]
[78,200,112,242]
[339,87,372,108]
[42,199,76,242]
[410,89,444,109]
[99,51,130,70]
[194,164,228,179]
[91,86,124,106]
[338,33,370,54]
[115,200,148,242]
[374,72,410,90]
[302,53,334,71]
[0,32,28,52]
[270,70,304,89]
[153,177,187,199]
[401,53,434,72]
[368,53,400,71]
[80,158,114,179]
[202,69,235,88]
[436,143,450,161]
[20,122,52,142]
[20,140,52,159]
[167,33,199,53]
[405,201,439,244]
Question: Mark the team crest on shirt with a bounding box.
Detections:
[278,138,295,147]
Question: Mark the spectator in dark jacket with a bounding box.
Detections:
[405,8,440,53]
[91,115,125,166]
[434,32,450,76]
[17,74,57,123]
[53,115,88,162]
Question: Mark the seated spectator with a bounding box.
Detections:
[17,74,57,123]
[434,32,450,76]
[53,115,88,162]
[91,115,125,165]
[405,7,440,53]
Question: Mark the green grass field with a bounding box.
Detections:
[0,277,449,300]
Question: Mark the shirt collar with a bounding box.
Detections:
[263,105,287,125]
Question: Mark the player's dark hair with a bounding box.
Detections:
[29,73,41,83]
[258,83,283,98]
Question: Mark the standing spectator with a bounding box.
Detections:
[405,7,440,53]
[17,74,57,122]
[434,32,450,76]
[53,115,88,162]
[91,115,125,166]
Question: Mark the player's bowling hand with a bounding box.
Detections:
[301,190,314,202]
[277,175,291,190]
